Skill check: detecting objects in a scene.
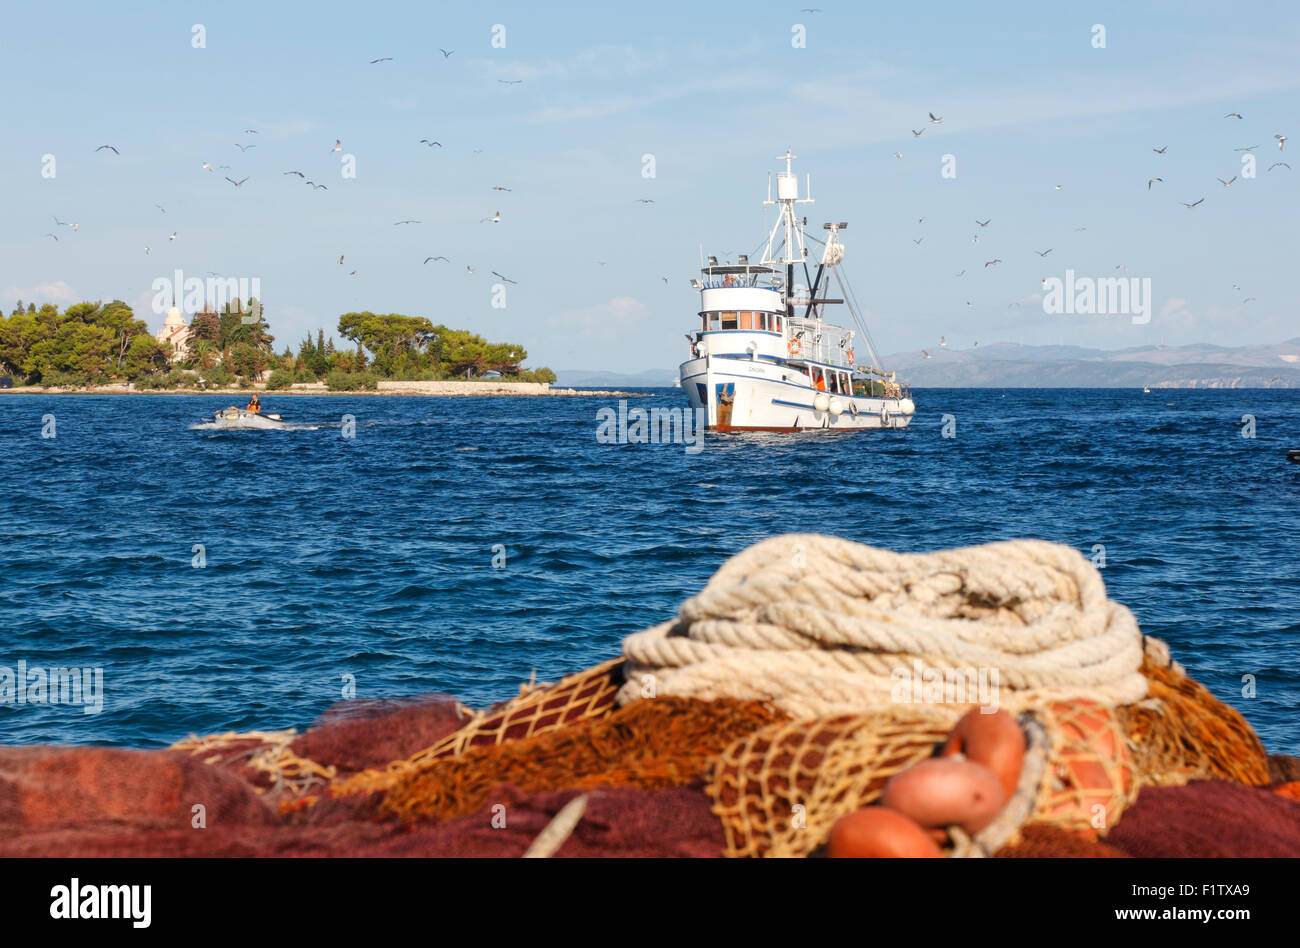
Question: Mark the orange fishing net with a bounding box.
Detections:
[334,658,626,797]
[377,696,786,824]
[1026,699,1139,837]
[1122,654,1270,787]
[1274,782,1300,803]
[706,710,954,858]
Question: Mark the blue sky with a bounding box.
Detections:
[2,1,1297,372]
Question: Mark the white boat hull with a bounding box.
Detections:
[211,408,286,430]
[679,356,914,431]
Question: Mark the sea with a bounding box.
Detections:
[1,388,1296,753]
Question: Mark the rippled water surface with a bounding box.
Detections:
[2,389,1297,752]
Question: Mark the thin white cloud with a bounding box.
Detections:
[4,280,79,307]
[554,296,646,339]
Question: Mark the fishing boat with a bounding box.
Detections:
[679,151,915,432]
[207,407,286,430]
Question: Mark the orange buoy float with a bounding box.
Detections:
[941,708,1027,799]
[828,807,943,858]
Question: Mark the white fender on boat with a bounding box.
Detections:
[827,398,844,416]
[899,398,915,414]
[813,392,830,413]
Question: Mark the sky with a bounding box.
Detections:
[2,1,1298,374]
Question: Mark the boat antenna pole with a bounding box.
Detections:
[762,149,813,318]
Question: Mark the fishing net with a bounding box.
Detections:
[1121,653,1270,787]
[0,746,274,833]
[1025,699,1138,836]
[1103,780,1300,857]
[1271,756,1300,784]
[169,729,339,800]
[994,824,1131,858]
[377,695,785,824]
[0,784,726,858]
[1275,782,1300,803]
[336,658,626,799]
[706,709,954,858]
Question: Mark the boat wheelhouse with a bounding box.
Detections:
[680,152,915,431]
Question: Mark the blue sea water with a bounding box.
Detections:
[1,389,1297,753]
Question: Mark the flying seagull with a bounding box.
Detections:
[370,57,394,64]
[928,112,942,124]
[1243,297,1256,303]
[913,238,923,245]
[283,170,305,177]
[423,256,449,264]
[465,266,476,274]
[394,219,421,225]
[338,255,344,265]
[306,181,328,190]
[480,211,501,223]
[1225,112,1243,119]
[201,161,213,171]
[1148,177,1163,189]
[976,218,990,227]
[492,185,511,191]
[1153,146,1167,154]
[1181,198,1204,208]
[911,128,925,137]
[491,271,517,284]
[891,151,902,159]
[439,49,454,59]
[955,270,965,277]
[244,129,259,134]
[637,198,655,204]
[1276,134,1288,150]
[234,143,256,152]
[1217,176,1236,187]
[498,79,523,85]
[922,349,932,359]
[225,176,249,187]
[984,258,1002,267]
[940,336,947,346]
[44,233,58,241]
[1269,161,1291,171]
[331,139,342,153]
[155,203,166,213]
[53,216,68,226]
[95,145,119,154]
[145,247,150,254]
[419,139,442,147]
[1234,145,1258,152]
[168,232,177,240]
[1035,248,1053,256]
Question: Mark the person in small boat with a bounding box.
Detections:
[246,393,261,413]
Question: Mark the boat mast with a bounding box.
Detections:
[762,150,813,318]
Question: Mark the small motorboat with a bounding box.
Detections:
[208,407,287,430]
[1287,449,1300,465]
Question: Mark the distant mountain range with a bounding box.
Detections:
[558,338,1300,389]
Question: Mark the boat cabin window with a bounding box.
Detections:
[772,316,782,333]
[739,312,754,330]
[720,312,738,330]
[702,313,721,330]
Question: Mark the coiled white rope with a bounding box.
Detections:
[618,535,1148,720]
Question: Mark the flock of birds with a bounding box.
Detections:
[887,107,1289,348]
[60,53,668,287]
[42,48,1290,357]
